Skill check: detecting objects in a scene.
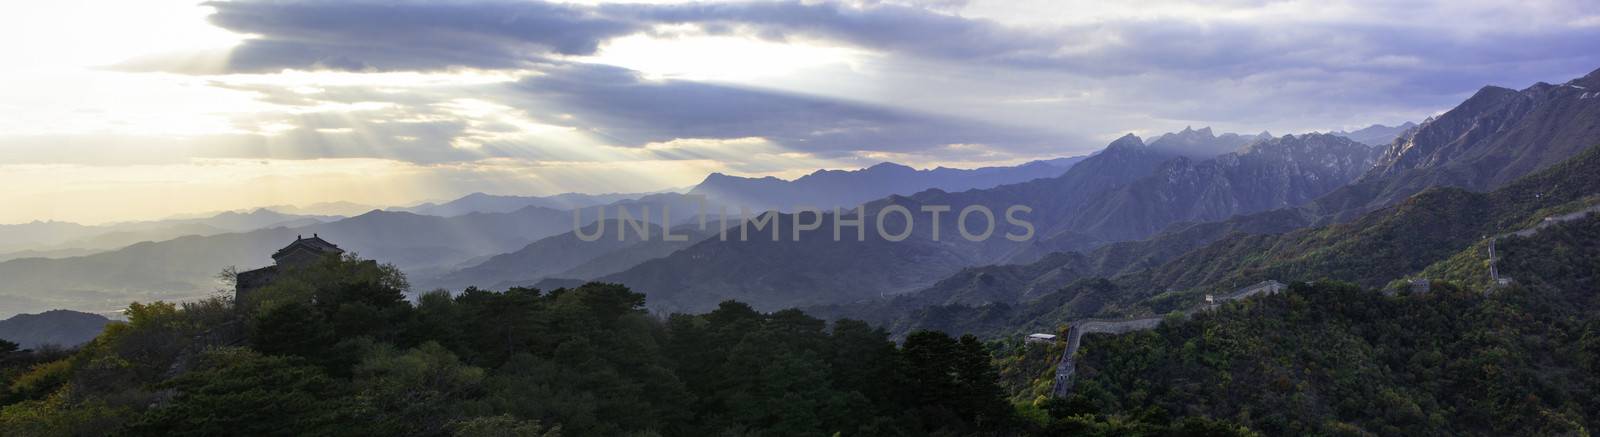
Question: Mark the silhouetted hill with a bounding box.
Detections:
[0,309,112,348]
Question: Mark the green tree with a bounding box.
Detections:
[351,342,484,436]
[125,347,349,436]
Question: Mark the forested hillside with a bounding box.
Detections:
[1055,279,1599,436]
[0,256,1029,436]
[986,185,1600,436]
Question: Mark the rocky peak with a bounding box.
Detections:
[1150,126,1261,159]
[1106,133,1146,149]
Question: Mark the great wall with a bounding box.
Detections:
[1050,280,1285,398]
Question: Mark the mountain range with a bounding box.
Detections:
[687,157,1085,212]
[1144,126,1270,158]
[807,68,1600,336]
[413,157,1095,292]
[1056,133,1378,242]
[833,140,1600,338]
[0,156,1094,318]
[0,209,341,261]
[390,192,655,217]
[577,129,1383,314]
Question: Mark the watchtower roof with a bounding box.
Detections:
[272,233,344,261]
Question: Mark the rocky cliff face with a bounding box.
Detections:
[1065,133,1378,241]
[1359,68,1600,208]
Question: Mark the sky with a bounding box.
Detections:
[1,0,1597,224]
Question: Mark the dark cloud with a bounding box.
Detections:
[610,1,1057,64]
[205,0,644,71]
[120,0,1600,165]
[510,63,1065,154]
[197,0,1600,86]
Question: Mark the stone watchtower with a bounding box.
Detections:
[235,234,345,305]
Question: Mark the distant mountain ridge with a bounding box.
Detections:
[422,155,1096,292]
[426,220,722,291]
[1329,122,1417,146]
[392,191,654,217]
[0,209,341,261]
[1146,126,1271,158]
[686,157,1087,212]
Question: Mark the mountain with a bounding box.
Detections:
[1145,126,1270,158]
[685,157,1086,212]
[1035,156,1092,169]
[1329,122,1417,146]
[0,309,113,349]
[393,191,650,217]
[544,225,721,280]
[0,207,575,317]
[1349,68,1600,211]
[1134,142,1600,294]
[1059,133,1379,241]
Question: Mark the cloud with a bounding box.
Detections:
[3,61,1067,172]
[87,0,1600,165]
[509,62,1063,154]
[192,0,1600,82]
[202,0,645,72]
